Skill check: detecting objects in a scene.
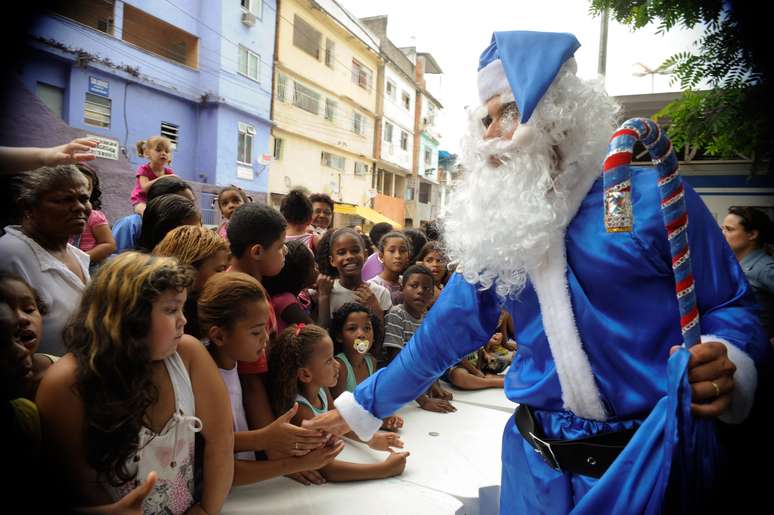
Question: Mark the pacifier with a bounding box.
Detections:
[353,338,371,354]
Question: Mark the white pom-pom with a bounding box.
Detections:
[512,124,537,148]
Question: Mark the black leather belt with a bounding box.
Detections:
[515,404,637,479]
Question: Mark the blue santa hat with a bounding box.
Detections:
[477,31,580,124]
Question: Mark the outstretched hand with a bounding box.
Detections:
[301,408,352,436]
[263,403,328,456]
[670,341,736,418]
[43,138,99,166]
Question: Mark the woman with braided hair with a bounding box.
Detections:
[153,225,230,338]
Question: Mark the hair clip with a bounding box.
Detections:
[295,323,305,336]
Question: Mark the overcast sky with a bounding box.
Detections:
[337,0,705,154]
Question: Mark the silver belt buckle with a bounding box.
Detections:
[529,432,561,471]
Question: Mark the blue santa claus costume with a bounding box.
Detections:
[331,31,769,513]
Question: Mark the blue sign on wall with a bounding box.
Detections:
[88,76,109,97]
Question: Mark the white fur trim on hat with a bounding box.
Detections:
[478,59,511,105]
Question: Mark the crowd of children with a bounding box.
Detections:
[0,137,513,513]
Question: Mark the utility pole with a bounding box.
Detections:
[597,7,609,82]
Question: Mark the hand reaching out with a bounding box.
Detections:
[368,431,404,452]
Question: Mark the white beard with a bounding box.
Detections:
[441,69,618,297]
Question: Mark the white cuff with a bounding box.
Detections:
[702,335,758,424]
[333,391,383,441]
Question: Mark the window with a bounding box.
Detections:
[419,182,431,204]
[273,137,284,160]
[160,122,179,149]
[401,91,411,110]
[386,80,396,99]
[405,187,415,201]
[384,121,393,142]
[241,0,262,18]
[400,130,408,151]
[36,82,64,119]
[354,162,369,175]
[424,147,432,166]
[84,93,111,128]
[353,112,364,135]
[277,74,287,102]
[238,46,260,82]
[321,151,345,171]
[325,38,335,68]
[351,59,372,90]
[325,99,337,122]
[293,15,321,60]
[238,122,255,164]
[293,81,320,114]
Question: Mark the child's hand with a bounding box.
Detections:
[486,333,503,352]
[354,284,380,312]
[380,451,410,478]
[316,274,334,297]
[286,470,327,486]
[368,431,404,452]
[263,403,328,455]
[382,415,404,432]
[430,381,453,400]
[299,440,345,471]
[76,471,156,514]
[418,396,456,413]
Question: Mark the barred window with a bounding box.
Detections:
[293,81,320,114]
[293,15,321,60]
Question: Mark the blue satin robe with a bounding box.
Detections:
[353,168,769,513]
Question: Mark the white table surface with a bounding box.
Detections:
[222,390,513,514]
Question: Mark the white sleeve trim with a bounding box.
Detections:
[333,391,383,441]
[702,335,758,424]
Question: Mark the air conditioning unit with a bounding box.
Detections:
[241,12,256,27]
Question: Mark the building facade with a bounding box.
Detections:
[21,0,277,216]
[360,15,415,227]
[269,0,379,217]
[401,47,443,228]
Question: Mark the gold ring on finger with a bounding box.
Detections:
[710,381,721,398]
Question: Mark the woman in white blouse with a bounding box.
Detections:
[0,165,91,355]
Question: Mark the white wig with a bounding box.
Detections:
[442,62,620,297]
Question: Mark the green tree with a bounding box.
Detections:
[590,0,772,172]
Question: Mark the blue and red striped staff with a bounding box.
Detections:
[603,117,701,349]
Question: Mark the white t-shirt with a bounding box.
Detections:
[0,226,90,355]
[329,279,392,316]
[219,365,255,461]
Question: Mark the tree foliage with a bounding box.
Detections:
[590,0,772,171]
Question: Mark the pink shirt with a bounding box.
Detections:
[72,209,108,252]
[130,163,175,205]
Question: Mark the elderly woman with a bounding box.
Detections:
[0,165,91,355]
[723,206,774,338]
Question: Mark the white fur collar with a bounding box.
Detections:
[527,159,609,421]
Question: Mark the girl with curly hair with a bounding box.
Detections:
[267,323,409,482]
[35,252,234,514]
